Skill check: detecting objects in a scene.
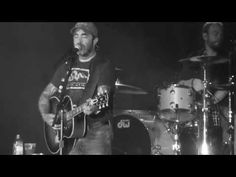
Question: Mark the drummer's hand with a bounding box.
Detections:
[178,80,192,87]
[192,79,204,92]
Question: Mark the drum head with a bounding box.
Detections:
[112,115,151,155]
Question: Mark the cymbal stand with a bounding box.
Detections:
[172,104,181,155]
[199,63,210,155]
[227,51,234,155]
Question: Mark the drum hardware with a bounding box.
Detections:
[171,106,181,155]
[113,109,157,121]
[148,119,176,155]
[151,144,162,155]
[226,50,235,155]
[196,62,211,155]
[140,119,156,124]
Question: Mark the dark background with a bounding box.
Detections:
[0,22,235,155]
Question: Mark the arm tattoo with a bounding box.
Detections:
[38,83,58,115]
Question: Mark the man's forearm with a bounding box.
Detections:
[213,90,228,104]
[38,83,58,116]
[38,94,50,116]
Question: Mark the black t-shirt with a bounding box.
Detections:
[51,54,116,123]
[51,59,91,104]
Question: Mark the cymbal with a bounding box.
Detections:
[115,79,149,95]
[115,67,123,71]
[179,55,229,65]
[116,89,149,95]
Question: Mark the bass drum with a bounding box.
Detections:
[111,115,151,155]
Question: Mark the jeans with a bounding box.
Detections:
[69,121,113,155]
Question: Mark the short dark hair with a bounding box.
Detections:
[202,22,224,34]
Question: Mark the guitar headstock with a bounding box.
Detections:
[90,92,109,110]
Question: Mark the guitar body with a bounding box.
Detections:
[44,96,87,155]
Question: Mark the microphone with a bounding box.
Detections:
[73,47,79,53]
[65,47,80,64]
[74,44,82,53]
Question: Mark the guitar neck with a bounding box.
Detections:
[65,103,86,121]
[63,93,108,121]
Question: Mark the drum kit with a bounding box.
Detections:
[112,56,235,155]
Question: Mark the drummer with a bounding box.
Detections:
[177,22,229,154]
[178,22,228,106]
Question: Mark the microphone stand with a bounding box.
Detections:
[52,49,77,155]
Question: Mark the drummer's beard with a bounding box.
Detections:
[208,40,222,51]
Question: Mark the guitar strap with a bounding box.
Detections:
[62,68,72,98]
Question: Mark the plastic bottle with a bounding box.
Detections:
[13,134,24,155]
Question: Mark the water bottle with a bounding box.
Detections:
[13,134,24,155]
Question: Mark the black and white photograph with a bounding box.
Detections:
[0,22,235,155]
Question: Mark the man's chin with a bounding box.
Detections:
[79,53,90,57]
[78,51,88,57]
[211,44,221,50]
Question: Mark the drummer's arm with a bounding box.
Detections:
[178,78,203,92]
[191,79,228,104]
[212,90,228,104]
[178,79,193,87]
[179,79,228,104]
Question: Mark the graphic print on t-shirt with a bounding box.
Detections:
[67,68,90,90]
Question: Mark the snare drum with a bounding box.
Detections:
[157,84,196,122]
